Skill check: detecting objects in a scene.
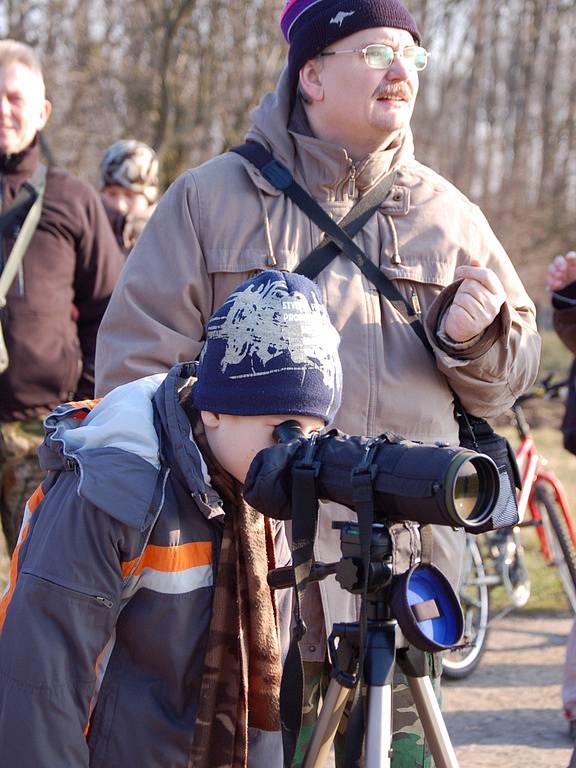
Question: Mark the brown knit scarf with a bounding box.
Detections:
[189,419,282,768]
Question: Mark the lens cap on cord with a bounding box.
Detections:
[390,563,464,653]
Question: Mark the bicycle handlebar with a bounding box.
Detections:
[514,373,569,407]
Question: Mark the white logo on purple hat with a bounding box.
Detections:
[330,10,355,26]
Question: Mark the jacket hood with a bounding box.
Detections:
[245,65,415,200]
[38,363,220,530]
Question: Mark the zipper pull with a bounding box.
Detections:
[348,165,357,198]
[411,287,421,317]
[96,595,114,609]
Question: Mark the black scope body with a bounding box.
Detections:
[244,422,501,532]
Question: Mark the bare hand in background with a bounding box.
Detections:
[547,251,576,293]
[444,259,506,342]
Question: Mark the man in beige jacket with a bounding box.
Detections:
[96,0,540,764]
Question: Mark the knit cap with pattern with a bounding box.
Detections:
[192,270,342,424]
[281,0,421,96]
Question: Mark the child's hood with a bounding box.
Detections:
[37,364,220,530]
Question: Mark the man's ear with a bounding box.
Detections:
[38,98,52,131]
[200,410,220,429]
[299,59,325,103]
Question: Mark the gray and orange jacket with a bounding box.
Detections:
[0,363,290,768]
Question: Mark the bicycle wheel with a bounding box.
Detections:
[443,536,490,679]
[533,483,576,613]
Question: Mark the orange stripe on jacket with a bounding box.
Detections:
[0,485,45,632]
[66,398,101,418]
[122,541,212,577]
[84,642,109,737]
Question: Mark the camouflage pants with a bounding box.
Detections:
[0,419,45,555]
[294,656,442,768]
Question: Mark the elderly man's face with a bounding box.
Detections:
[0,62,51,156]
[305,26,420,156]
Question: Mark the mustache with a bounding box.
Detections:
[373,82,412,101]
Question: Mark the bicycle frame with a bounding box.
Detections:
[444,377,576,679]
[515,433,576,559]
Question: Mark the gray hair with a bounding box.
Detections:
[0,39,43,78]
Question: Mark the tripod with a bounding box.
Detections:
[302,607,459,768]
[291,522,460,768]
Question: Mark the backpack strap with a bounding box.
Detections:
[0,163,47,308]
[230,142,396,280]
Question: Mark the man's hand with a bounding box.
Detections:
[546,251,576,292]
[444,259,506,343]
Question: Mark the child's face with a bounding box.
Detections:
[201,412,325,483]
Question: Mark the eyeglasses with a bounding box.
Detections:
[318,44,430,72]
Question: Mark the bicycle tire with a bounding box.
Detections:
[443,536,490,679]
[533,483,576,614]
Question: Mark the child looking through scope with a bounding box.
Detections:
[0,270,342,768]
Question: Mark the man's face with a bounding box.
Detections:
[0,61,51,155]
[102,185,151,217]
[201,412,325,484]
[305,26,419,155]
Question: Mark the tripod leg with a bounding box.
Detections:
[365,683,393,767]
[364,621,397,768]
[407,676,459,768]
[303,679,351,768]
[399,649,459,768]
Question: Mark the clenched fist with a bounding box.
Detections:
[444,259,506,343]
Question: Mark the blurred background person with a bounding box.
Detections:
[0,40,123,554]
[548,251,576,749]
[99,139,159,256]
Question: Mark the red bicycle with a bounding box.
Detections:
[443,375,576,678]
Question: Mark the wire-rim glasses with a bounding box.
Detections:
[318,44,430,72]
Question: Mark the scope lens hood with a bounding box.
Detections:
[389,563,464,653]
[444,451,500,529]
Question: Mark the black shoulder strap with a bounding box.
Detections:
[295,177,396,280]
[0,162,47,237]
[231,141,396,280]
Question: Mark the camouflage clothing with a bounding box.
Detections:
[0,418,45,554]
[294,656,441,768]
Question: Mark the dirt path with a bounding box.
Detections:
[442,613,574,768]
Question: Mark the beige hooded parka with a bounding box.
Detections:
[95,68,540,647]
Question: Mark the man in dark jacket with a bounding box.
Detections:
[0,40,123,553]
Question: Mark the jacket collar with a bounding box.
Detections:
[39,364,223,528]
[246,66,414,203]
[0,134,40,178]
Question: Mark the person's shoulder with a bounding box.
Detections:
[46,165,97,198]
[177,150,261,194]
[45,165,100,206]
[399,158,480,210]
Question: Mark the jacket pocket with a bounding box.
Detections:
[20,571,115,609]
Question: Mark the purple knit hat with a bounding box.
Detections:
[281,0,421,96]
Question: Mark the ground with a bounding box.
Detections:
[443,613,574,767]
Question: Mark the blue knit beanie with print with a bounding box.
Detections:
[192,270,342,424]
